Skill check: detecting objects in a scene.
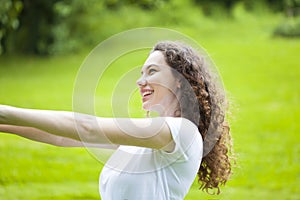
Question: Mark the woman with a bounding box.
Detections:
[0,41,233,199]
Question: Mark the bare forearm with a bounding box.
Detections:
[0,105,106,143]
[0,124,118,149]
[0,124,81,146]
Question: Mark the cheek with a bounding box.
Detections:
[155,86,174,100]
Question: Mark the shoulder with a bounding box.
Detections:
[164,117,200,137]
[164,117,202,151]
[157,117,202,164]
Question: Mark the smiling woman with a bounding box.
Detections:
[0,41,233,199]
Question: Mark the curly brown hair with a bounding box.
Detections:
[152,41,233,194]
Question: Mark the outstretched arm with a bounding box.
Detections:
[0,105,174,151]
[0,124,118,149]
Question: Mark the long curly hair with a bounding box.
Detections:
[152,41,233,194]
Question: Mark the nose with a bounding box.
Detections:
[136,76,147,87]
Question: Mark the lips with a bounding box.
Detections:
[140,89,154,102]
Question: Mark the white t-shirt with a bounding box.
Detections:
[99,117,203,200]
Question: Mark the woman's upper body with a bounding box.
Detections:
[98,50,204,199]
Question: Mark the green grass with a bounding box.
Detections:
[1,9,300,200]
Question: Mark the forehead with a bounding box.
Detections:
[142,51,169,69]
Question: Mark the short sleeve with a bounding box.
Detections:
[159,117,203,163]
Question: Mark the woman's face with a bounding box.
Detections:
[136,51,178,113]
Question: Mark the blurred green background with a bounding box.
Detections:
[0,0,300,199]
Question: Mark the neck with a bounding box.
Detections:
[155,99,180,117]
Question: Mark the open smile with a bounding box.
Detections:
[141,89,154,103]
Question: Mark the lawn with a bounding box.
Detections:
[0,11,300,200]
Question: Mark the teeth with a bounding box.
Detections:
[143,91,153,97]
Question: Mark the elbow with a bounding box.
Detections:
[75,115,100,143]
[75,115,112,144]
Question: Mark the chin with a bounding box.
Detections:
[142,102,151,111]
[142,101,158,112]
[143,102,164,114]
